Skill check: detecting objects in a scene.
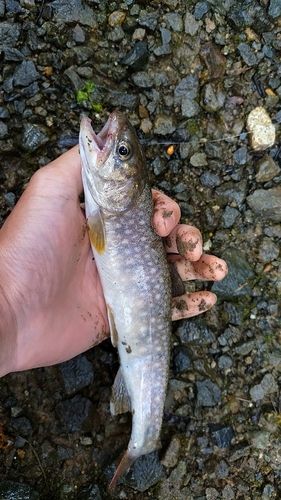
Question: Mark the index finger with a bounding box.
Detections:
[152,189,181,237]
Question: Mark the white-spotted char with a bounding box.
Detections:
[79,111,172,489]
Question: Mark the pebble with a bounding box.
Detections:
[59,354,94,395]
[255,154,280,182]
[0,121,8,138]
[50,0,96,27]
[131,71,153,88]
[190,152,208,166]
[0,481,39,499]
[173,345,191,374]
[268,0,281,18]
[181,97,200,118]
[222,206,240,228]
[20,123,48,152]
[246,107,276,151]
[258,237,279,262]
[184,12,200,36]
[209,424,235,448]
[121,41,148,70]
[250,373,278,402]
[196,379,221,407]
[238,42,258,66]
[163,12,183,32]
[138,12,158,31]
[179,320,216,345]
[211,247,255,300]
[161,436,181,468]
[55,395,94,432]
[215,179,247,206]
[200,172,221,187]
[123,451,163,491]
[108,11,126,27]
[13,60,40,87]
[218,355,233,370]
[153,114,176,135]
[247,186,281,222]
[233,146,247,165]
[0,21,21,45]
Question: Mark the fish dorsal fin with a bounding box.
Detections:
[87,210,105,254]
[110,368,131,416]
[169,262,185,297]
[107,304,119,347]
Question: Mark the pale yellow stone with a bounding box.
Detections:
[246,106,276,151]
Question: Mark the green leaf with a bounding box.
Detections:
[85,81,95,93]
[76,90,88,102]
[91,103,103,112]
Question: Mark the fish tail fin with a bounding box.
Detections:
[109,449,137,490]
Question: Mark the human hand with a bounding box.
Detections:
[0,147,227,377]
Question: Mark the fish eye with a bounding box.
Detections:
[118,141,132,160]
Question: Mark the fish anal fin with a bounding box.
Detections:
[87,211,105,254]
[109,449,137,490]
[107,304,118,347]
[110,368,131,416]
[169,261,185,297]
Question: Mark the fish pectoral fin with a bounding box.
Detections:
[107,304,118,347]
[110,368,131,416]
[87,210,105,254]
[169,262,185,298]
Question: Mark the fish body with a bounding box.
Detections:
[79,111,171,488]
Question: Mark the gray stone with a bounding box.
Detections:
[59,354,94,395]
[238,43,258,66]
[184,12,200,36]
[196,379,221,407]
[138,12,158,30]
[215,179,247,206]
[50,0,97,27]
[209,424,235,447]
[0,22,21,45]
[218,355,233,370]
[2,46,24,61]
[173,345,191,374]
[179,320,216,345]
[268,0,281,18]
[233,146,247,165]
[200,172,221,187]
[194,1,210,20]
[123,451,163,491]
[0,121,8,139]
[174,74,199,104]
[247,187,281,222]
[121,41,148,71]
[211,247,255,300]
[0,481,39,500]
[55,395,94,432]
[181,97,200,118]
[64,66,84,91]
[11,416,32,436]
[153,114,176,135]
[131,71,153,89]
[13,60,40,87]
[255,154,280,182]
[258,237,279,262]
[20,124,48,152]
[163,13,183,32]
[222,206,240,228]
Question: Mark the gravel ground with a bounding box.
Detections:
[0,1,281,499]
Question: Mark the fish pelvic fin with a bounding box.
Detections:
[107,304,118,347]
[87,210,105,254]
[110,367,131,415]
[109,449,137,490]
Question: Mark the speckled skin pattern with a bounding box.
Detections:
[96,183,171,457]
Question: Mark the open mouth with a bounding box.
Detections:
[80,113,118,154]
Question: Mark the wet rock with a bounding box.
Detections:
[0,121,8,138]
[200,42,227,82]
[250,373,278,402]
[196,379,221,407]
[247,107,276,151]
[131,71,153,88]
[0,481,39,499]
[55,395,94,432]
[108,11,126,27]
[121,41,148,71]
[0,22,20,45]
[211,247,255,300]
[13,60,40,87]
[194,1,210,20]
[209,424,235,448]
[163,13,183,32]
[173,345,191,374]
[122,451,163,491]
[59,354,94,395]
[238,42,258,66]
[190,152,208,166]
[221,206,240,228]
[179,319,216,345]
[269,0,281,18]
[218,355,233,370]
[258,237,279,262]
[233,146,247,165]
[161,435,181,468]
[181,97,200,118]
[247,187,281,222]
[3,192,16,209]
[200,172,221,187]
[138,12,158,31]
[184,12,200,36]
[153,114,176,135]
[215,179,247,206]
[11,416,33,436]
[50,0,96,27]
[20,124,48,152]
[78,484,102,500]
[2,46,24,61]
[255,154,280,182]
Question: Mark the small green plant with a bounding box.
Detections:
[76,81,102,112]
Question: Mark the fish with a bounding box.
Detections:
[79,110,172,489]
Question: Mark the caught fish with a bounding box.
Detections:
[79,111,172,488]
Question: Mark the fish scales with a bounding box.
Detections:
[79,111,172,488]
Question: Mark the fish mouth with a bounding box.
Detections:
[80,112,120,168]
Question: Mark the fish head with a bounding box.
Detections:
[80,110,147,213]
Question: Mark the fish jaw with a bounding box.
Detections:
[79,111,147,214]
